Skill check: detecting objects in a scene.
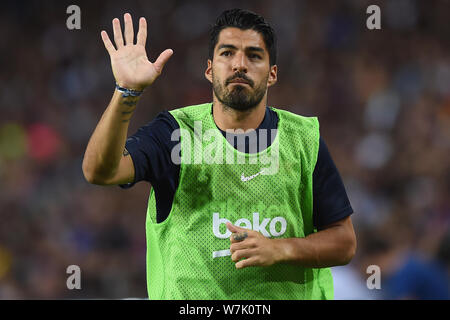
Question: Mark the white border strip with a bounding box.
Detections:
[212,249,231,258]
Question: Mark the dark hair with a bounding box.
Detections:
[208,8,277,66]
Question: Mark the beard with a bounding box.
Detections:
[212,71,268,112]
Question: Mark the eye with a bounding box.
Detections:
[249,53,262,60]
[221,51,232,57]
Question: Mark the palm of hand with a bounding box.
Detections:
[101,13,173,91]
[111,45,156,90]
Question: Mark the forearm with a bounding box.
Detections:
[275,224,356,268]
[82,89,139,183]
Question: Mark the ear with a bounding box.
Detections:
[205,59,213,84]
[267,64,278,87]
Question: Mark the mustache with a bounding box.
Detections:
[226,73,254,87]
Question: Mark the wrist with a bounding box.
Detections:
[274,238,301,264]
[112,89,141,110]
[115,83,146,97]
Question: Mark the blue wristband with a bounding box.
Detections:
[115,83,144,98]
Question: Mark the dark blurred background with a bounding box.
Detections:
[0,0,448,299]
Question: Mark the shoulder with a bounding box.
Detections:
[169,103,213,121]
[314,137,338,178]
[271,107,320,152]
[126,110,180,151]
[132,110,180,135]
[270,107,319,133]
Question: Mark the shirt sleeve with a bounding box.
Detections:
[119,111,180,189]
[312,137,354,229]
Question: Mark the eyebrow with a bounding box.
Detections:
[217,44,265,53]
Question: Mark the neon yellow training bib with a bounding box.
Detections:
[145,103,333,300]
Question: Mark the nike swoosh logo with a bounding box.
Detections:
[241,169,265,182]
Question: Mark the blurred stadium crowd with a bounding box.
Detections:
[0,0,448,299]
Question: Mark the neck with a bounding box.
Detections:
[212,93,267,131]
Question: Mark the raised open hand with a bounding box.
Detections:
[101,13,173,91]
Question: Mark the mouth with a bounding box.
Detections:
[228,78,251,86]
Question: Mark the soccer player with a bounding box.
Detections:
[83,9,356,299]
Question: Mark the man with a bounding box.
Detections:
[83,9,356,300]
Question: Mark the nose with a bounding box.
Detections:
[232,52,248,73]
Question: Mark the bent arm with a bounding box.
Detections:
[228,215,356,269]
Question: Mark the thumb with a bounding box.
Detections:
[226,222,246,233]
[153,49,174,74]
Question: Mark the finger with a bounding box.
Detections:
[101,30,116,54]
[231,249,255,263]
[230,239,255,253]
[226,222,247,234]
[232,231,249,243]
[123,13,134,45]
[227,223,255,243]
[153,49,174,74]
[236,257,259,269]
[137,17,147,47]
[112,18,124,48]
